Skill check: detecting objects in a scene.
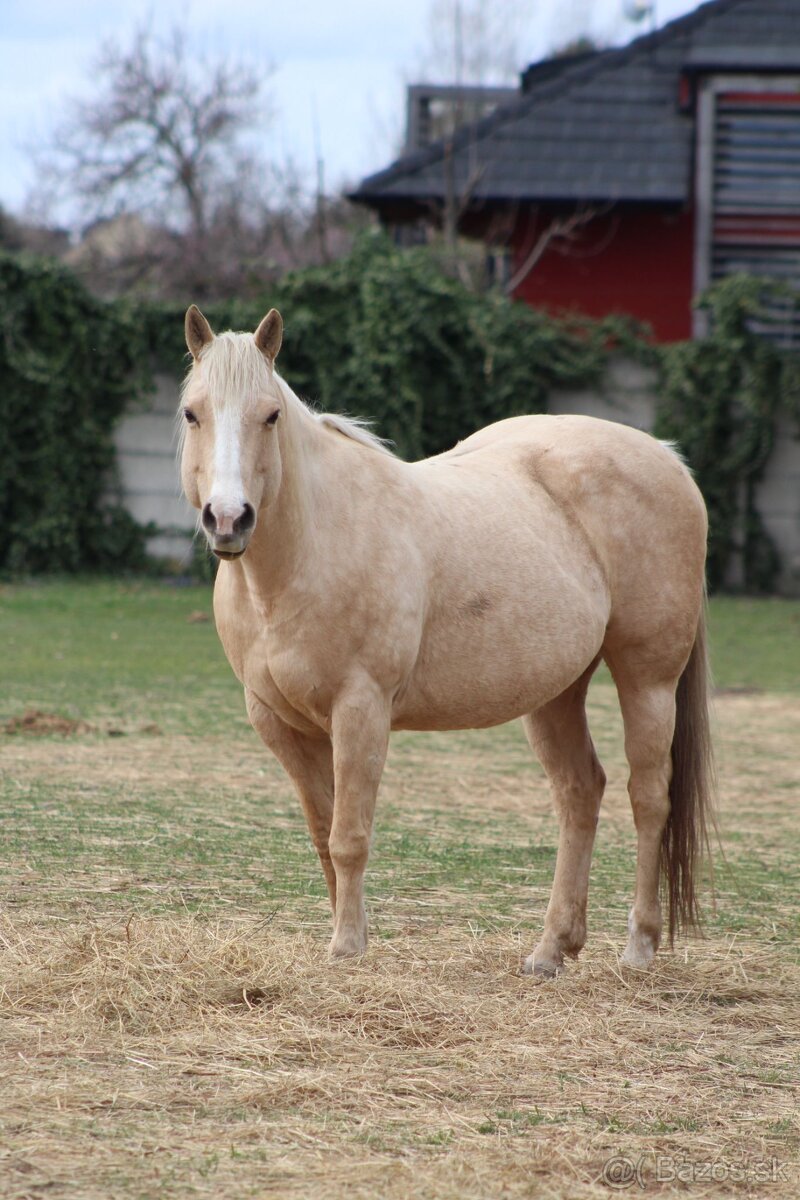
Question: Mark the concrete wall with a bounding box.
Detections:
[755,412,800,593]
[115,373,195,564]
[548,355,657,430]
[114,360,800,593]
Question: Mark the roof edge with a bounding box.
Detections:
[350,0,748,201]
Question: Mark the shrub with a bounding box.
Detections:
[657,276,800,591]
[0,252,151,573]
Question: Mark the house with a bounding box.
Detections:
[351,0,800,343]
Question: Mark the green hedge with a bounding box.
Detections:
[2,235,798,587]
[0,253,152,573]
[656,276,800,591]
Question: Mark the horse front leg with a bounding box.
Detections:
[245,689,337,911]
[328,680,391,959]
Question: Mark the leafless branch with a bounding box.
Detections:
[415,0,531,85]
[504,206,606,294]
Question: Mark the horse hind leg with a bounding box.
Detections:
[608,671,677,967]
[607,619,712,968]
[521,659,606,978]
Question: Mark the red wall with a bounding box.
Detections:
[511,207,695,343]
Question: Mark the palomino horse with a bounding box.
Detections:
[180,305,713,976]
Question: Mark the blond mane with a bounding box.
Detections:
[181,331,393,456]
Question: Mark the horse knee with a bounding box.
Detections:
[552,759,605,826]
[329,829,370,873]
[312,832,332,863]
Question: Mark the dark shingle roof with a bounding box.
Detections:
[352,0,800,208]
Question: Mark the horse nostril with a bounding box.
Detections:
[233,503,255,535]
[201,502,216,534]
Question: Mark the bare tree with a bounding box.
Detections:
[503,205,612,295]
[32,22,278,255]
[402,3,611,295]
[32,24,272,242]
[403,2,518,284]
[27,24,371,299]
[415,0,530,86]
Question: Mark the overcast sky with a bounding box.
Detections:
[0,0,704,221]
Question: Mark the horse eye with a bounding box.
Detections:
[183,408,198,426]
[265,410,280,427]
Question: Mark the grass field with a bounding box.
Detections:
[1,580,798,1198]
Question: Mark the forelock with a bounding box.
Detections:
[187,331,273,413]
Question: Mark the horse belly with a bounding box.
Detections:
[392,573,608,731]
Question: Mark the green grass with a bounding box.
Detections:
[707,595,800,692]
[0,578,242,735]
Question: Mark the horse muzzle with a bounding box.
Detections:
[202,500,255,560]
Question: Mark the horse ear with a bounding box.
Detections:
[185,305,214,359]
[254,309,283,364]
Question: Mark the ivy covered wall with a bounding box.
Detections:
[0,253,152,573]
[655,277,800,591]
[2,237,798,589]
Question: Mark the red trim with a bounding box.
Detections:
[719,90,800,105]
[714,215,800,244]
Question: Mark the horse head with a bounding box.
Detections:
[180,305,284,560]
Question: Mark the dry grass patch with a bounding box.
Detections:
[1,915,797,1199]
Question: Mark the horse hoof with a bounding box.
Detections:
[521,953,562,979]
[621,911,658,969]
[328,933,367,960]
[621,933,657,969]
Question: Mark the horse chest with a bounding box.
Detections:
[214,583,327,734]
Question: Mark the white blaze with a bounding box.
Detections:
[209,406,245,517]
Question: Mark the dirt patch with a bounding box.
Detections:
[3,709,94,737]
[3,712,167,742]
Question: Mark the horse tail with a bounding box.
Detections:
[662,601,716,944]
